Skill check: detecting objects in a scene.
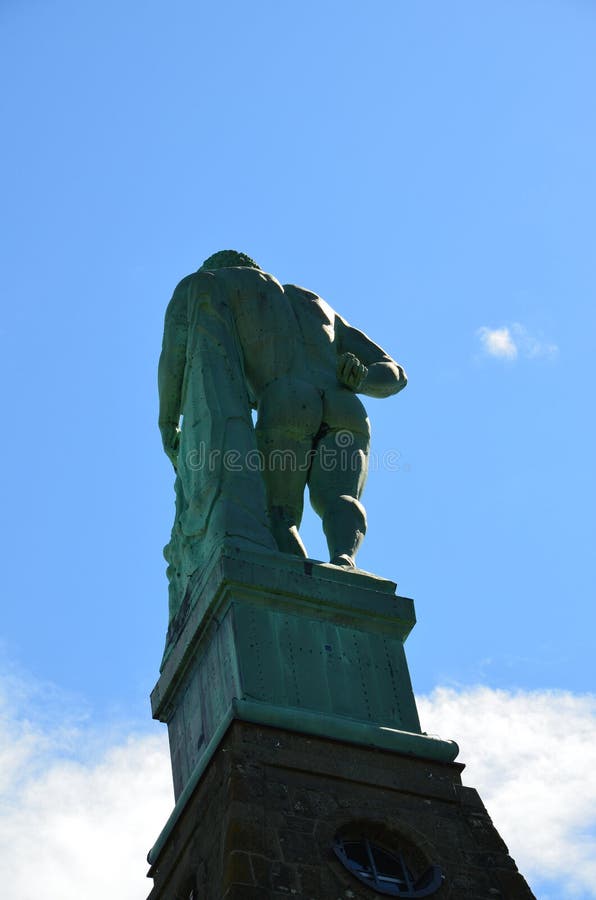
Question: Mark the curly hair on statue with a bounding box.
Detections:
[199,250,262,271]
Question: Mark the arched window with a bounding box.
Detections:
[333,836,443,898]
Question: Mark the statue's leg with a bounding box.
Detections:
[309,390,371,567]
[164,471,187,622]
[256,378,323,557]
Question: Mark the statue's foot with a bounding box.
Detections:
[330,553,356,568]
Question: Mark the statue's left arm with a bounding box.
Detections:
[335,316,407,398]
[158,279,189,468]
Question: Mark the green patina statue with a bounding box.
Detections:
[159,250,407,620]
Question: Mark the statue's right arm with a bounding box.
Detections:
[335,316,407,398]
[158,282,189,468]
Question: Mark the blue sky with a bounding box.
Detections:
[1,2,595,897]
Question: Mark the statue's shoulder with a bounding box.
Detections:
[283,283,336,322]
[195,266,281,294]
[224,267,283,293]
[173,271,214,294]
[283,283,320,302]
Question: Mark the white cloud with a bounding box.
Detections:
[477,323,559,360]
[478,325,518,359]
[1,673,595,900]
[419,686,596,899]
[0,674,172,900]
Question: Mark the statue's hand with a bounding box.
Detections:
[337,352,368,391]
[161,422,180,470]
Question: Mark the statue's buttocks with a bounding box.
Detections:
[226,268,368,445]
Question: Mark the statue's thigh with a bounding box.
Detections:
[255,380,322,511]
[321,388,370,439]
[308,429,370,515]
[254,429,314,514]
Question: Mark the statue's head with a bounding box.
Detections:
[199,250,262,271]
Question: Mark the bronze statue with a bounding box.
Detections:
[159,251,406,619]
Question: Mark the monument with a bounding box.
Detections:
[147,252,535,899]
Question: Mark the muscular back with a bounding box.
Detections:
[218,268,340,398]
[209,265,405,408]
